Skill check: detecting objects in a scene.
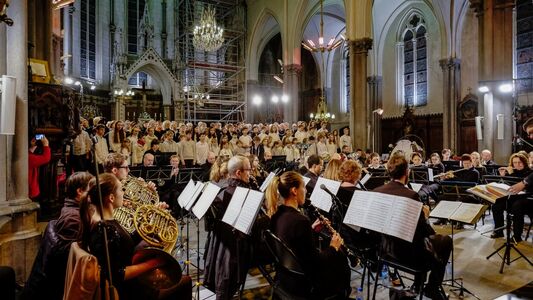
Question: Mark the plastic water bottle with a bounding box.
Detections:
[381,264,389,287]
[355,287,364,300]
[445,261,452,280]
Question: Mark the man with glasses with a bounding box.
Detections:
[204,154,254,299]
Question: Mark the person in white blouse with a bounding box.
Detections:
[339,127,352,152]
[196,133,210,166]
[108,121,126,153]
[316,133,328,160]
[94,124,109,167]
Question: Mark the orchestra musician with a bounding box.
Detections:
[304,154,323,193]
[373,153,452,300]
[440,154,480,183]
[266,171,351,299]
[365,152,385,172]
[428,153,445,175]
[203,154,255,299]
[492,153,533,242]
[78,173,183,299]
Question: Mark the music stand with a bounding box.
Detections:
[362,176,389,190]
[443,160,460,171]
[486,194,533,273]
[409,167,430,184]
[146,166,173,187]
[128,166,143,178]
[430,201,485,299]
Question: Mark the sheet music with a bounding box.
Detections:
[309,177,341,212]
[452,203,485,224]
[360,173,371,185]
[177,180,196,208]
[410,183,423,193]
[260,172,276,192]
[429,201,460,219]
[234,189,264,235]
[192,183,221,219]
[183,182,205,210]
[221,187,249,226]
[302,176,311,186]
[343,191,422,242]
[429,200,485,224]
[428,168,434,181]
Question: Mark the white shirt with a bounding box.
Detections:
[196,141,209,165]
[339,135,352,151]
[94,135,109,164]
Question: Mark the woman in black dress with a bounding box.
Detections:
[78,173,169,299]
[266,171,350,299]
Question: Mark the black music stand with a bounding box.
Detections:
[409,167,431,184]
[128,165,143,178]
[362,176,389,190]
[486,194,533,273]
[146,166,173,187]
[430,201,485,299]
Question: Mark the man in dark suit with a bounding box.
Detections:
[373,153,451,300]
[304,154,323,195]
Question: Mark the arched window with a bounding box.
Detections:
[402,14,427,107]
[127,0,149,87]
[80,0,96,80]
[516,0,533,92]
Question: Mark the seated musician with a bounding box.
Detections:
[428,152,445,175]
[159,155,182,207]
[373,153,452,300]
[78,173,182,299]
[203,155,255,299]
[441,148,452,161]
[266,171,351,299]
[22,172,95,300]
[492,153,532,241]
[445,154,479,183]
[366,152,385,172]
[410,152,425,168]
[481,149,496,166]
[304,154,323,193]
[471,151,487,176]
[144,139,163,165]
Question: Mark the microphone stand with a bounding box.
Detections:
[90,137,116,300]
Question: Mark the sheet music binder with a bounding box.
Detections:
[309,177,341,212]
[429,201,486,224]
[183,182,206,211]
[343,191,422,243]
[221,187,265,235]
[191,183,221,219]
[467,182,524,204]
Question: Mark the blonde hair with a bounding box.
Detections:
[265,171,304,217]
[323,159,342,181]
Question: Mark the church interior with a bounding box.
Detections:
[0,0,532,299]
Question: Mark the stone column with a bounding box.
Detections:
[163,105,171,120]
[472,0,514,163]
[367,75,383,152]
[0,0,41,282]
[113,96,125,121]
[283,64,302,123]
[439,58,461,153]
[246,79,259,123]
[349,38,372,150]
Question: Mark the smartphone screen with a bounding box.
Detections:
[35,134,44,140]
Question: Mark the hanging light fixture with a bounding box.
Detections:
[193,5,224,52]
[304,0,342,122]
[301,0,344,53]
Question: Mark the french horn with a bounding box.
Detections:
[114,175,179,252]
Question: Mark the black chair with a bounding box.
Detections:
[372,255,427,300]
[263,230,311,300]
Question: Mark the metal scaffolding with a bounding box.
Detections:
[176,0,246,123]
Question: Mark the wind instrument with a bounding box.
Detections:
[305,202,359,266]
[432,168,465,180]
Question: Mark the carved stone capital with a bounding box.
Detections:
[469,0,483,16]
[349,38,373,54]
[439,58,461,70]
[284,64,303,75]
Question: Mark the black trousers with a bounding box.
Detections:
[0,266,16,300]
[413,234,453,290]
[493,197,532,238]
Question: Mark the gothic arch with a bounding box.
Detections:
[118,48,178,106]
[247,8,282,81]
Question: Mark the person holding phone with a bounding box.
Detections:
[29,134,51,200]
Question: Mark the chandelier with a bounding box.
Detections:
[193,6,224,52]
[301,0,344,53]
[304,0,342,122]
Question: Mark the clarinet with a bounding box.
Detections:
[306,203,359,266]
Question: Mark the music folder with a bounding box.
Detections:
[177,180,199,208]
[309,177,341,212]
[260,172,276,192]
[222,187,265,235]
[343,191,422,243]
[429,201,486,225]
[191,182,222,219]
[467,182,524,204]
